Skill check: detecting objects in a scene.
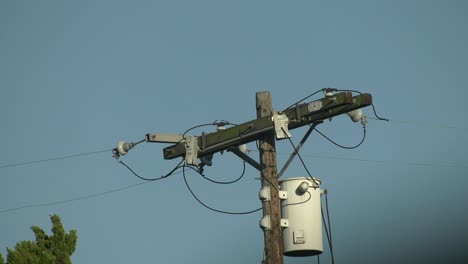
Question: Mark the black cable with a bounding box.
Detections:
[119,159,184,181]
[199,161,246,184]
[0,149,111,169]
[371,104,389,121]
[281,88,325,113]
[321,191,335,264]
[182,123,217,138]
[281,127,319,188]
[334,88,389,121]
[1,160,186,214]
[0,181,150,214]
[182,120,237,139]
[135,139,146,145]
[314,126,366,150]
[281,191,311,208]
[325,190,334,255]
[182,165,262,215]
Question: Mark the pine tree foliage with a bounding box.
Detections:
[1,215,77,264]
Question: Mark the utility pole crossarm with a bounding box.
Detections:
[163,92,372,160]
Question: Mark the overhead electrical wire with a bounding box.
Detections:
[281,88,325,113]
[252,149,465,169]
[197,161,246,185]
[367,117,458,129]
[314,126,366,150]
[281,127,320,188]
[281,191,312,208]
[321,190,335,264]
[334,88,389,122]
[2,91,459,217]
[0,149,111,169]
[0,181,150,214]
[0,160,187,215]
[182,165,262,215]
[182,120,237,139]
[119,159,184,181]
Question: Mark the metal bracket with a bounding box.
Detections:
[228,147,265,171]
[146,133,185,143]
[272,112,291,140]
[184,136,199,166]
[308,100,323,112]
[278,122,319,178]
[280,219,289,228]
[279,191,288,200]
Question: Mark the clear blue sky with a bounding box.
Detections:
[1,1,467,263]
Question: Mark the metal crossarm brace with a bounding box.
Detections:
[162,92,372,160]
[227,147,265,171]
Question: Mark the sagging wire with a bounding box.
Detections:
[281,127,320,189]
[118,159,184,181]
[182,164,262,215]
[314,126,367,150]
[321,189,335,264]
[332,88,389,122]
[198,161,246,185]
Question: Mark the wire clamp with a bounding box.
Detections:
[280,219,289,228]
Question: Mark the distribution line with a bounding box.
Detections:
[0,181,150,214]
[0,149,112,169]
[367,117,459,129]
[251,150,466,169]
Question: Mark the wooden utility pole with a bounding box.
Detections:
[256,92,283,264]
[131,90,373,264]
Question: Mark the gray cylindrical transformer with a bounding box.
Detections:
[280,177,323,257]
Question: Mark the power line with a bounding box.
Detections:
[321,190,335,264]
[119,159,184,181]
[0,181,150,215]
[251,150,466,169]
[368,117,459,129]
[182,165,262,215]
[0,149,112,170]
[314,126,366,150]
[0,163,191,215]
[282,127,320,188]
[198,161,247,185]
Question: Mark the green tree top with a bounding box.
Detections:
[1,214,77,264]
